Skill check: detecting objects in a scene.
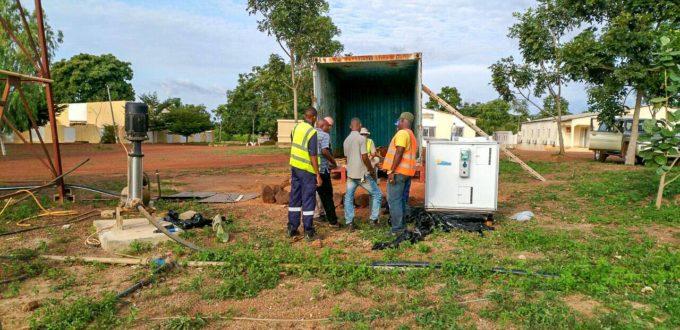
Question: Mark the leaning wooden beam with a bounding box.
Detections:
[422,84,546,182]
[41,255,226,267]
[0,69,53,84]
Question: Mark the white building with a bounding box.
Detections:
[518,106,674,151]
[421,108,477,145]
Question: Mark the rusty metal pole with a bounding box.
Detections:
[35,0,65,201]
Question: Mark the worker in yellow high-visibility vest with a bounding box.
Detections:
[360,127,380,166]
[288,107,323,241]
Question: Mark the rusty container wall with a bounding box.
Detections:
[313,53,422,153]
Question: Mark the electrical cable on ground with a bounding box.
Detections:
[116,260,174,299]
[1,189,78,226]
[84,224,113,247]
[0,210,99,237]
[0,158,90,201]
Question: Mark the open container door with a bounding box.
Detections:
[313,53,422,154]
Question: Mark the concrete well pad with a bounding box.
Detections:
[93,218,180,252]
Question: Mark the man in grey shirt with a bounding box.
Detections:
[342,118,382,230]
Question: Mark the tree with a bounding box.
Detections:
[217,54,310,140]
[51,53,134,104]
[560,0,679,165]
[639,33,680,209]
[538,95,571,119]
[425,86,462,111]
[459,99,525,134]
[0,0,63,134]
[164,104,213,143]
[247,0,343,121]
[491,1,575,155]
[138,92,180,141]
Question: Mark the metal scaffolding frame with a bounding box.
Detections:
[0,0,66,200]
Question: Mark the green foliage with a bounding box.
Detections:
[459,99,524,133]
[100,124,117,144]
[247,0,343,67]
[640,112,679,172]
[639,32,680,207]
[425,85,462,111]
[128,240,153,255]
[163,314,207,330]
[539,95,571,119]
[29,293,125,329]
[217,54,303,139]
[52,53,135,103]
[223,145,289,156]
[491,1,575,152]
[164,104,213,142]
[247,0,343,119]
[0,0,63,133]
[195,244,282,299]
[560,0,680,161]
[139,92,181,133]
[482,291,579,328]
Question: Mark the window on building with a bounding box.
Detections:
[451,126,463,138]
[423,113,434,120]
[423,126,436,139]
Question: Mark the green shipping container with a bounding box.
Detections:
[313,53,422,154]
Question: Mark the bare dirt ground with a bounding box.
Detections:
[0,144,673,328]
[0,144,289,181]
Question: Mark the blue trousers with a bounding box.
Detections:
[403,176,412,217]
[344,174,382,224]
[387,174,411,234]
[288,167,317,234]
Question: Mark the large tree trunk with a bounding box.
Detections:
[625,91,643,165]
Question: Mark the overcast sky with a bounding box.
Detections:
[42,0,588,113]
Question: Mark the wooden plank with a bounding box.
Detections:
[0,69,53,83]
[422,84,546,182]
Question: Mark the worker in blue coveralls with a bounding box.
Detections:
[288,107,323,241]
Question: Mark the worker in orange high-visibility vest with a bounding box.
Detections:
[382,112,418,234]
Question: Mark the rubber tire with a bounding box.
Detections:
[594,150,608,162]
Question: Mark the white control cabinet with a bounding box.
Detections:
[425,140,499,213]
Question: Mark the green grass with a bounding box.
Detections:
[128,240,154,255]
[29,293,134,329]
[222,146,289,156]
[9,156,679,328]
[163,314,208,329]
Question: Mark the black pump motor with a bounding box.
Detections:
[124,102,149,141]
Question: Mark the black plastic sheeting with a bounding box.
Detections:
[372,208,494,250]
[162,210,212,230]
